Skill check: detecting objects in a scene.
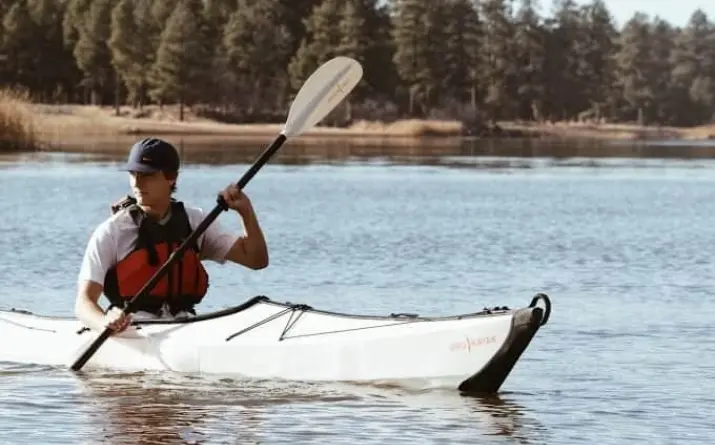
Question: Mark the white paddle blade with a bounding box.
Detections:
[282,56,363,138]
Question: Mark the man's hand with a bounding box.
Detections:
[104,307,132,334]
[217,184,269,270]
[220,184,253,217]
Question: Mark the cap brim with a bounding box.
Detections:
[121,161,160,173]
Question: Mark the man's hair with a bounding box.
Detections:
[163,170,178,194]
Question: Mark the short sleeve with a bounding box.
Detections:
[188,207,239,263]
[77,222,117,286]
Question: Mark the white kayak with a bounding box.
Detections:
[0,293,551,393]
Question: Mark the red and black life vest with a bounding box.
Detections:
[103,197,209,315]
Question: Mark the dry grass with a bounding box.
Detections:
[681,124,715,140]
[497,120,715,141]
[0,88,37,152]
[347,119,464,137]
[497,121,643,140]
[28,104,467,139]
[4,98,714,153]
[20,104,470,150]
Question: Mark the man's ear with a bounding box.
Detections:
[162,170,178,182]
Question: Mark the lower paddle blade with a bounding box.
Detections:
[282,56,363,138]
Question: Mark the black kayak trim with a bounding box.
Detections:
[5,293,530,325]
[457,293,551,394]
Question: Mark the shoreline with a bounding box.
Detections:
[9,104,715,152]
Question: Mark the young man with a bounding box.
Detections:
[75,137,269,334]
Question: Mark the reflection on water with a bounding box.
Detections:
[49,369,543,445]
[6,136,715,171]
[392,389,545,444]
[463,394,538,441]
[75,372,268,445]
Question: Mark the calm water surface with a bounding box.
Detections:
[1,140,713,444]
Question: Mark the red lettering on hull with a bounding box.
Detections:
[450,335,498,352]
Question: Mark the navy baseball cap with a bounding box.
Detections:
[122,138,180,173]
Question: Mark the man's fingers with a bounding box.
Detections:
[222,188,236,202]
[225,185,243,198]
[110,319,129,334]
[106,314,130,333]
[224,190,241,203]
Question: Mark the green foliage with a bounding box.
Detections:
[109,0,159,107]
[0,0,713,126]
[513,0,547,120]
[149,0,208,109]
[222,0,292,111]
[72,0,113,104]
[288,0,344,91]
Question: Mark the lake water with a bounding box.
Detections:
[1,137,714,444]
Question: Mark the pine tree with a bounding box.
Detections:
[62,0,92,52]
[613,12,652,122]
[649,18,677,124]
[513,0,547,120]
[222,0,292,113]
[578,0,618,120]
[288,0,343,92]
[109,0,135,104]
[391,0,444,116]
[480,0,516,121]
[1,1,38,91]
[334,0,380,117]
[73,0,113,105]
[149,0,208,120]
[109,0,155,109]
[442,0,483,109]
[670,10,712,124]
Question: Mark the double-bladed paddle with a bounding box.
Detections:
[70,56,363,372]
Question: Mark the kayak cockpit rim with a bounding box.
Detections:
[2,293,551,328]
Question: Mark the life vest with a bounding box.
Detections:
[103,196,209,315]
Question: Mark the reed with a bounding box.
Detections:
[0,88,37,152]
[348,119,464,137]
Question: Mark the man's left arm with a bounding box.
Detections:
[200,185,269,270]
[224,205,269,270]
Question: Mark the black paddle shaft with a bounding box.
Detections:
[70,133,288,371]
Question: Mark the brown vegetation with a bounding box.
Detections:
[30,103,715,140]
[0,89,37,152]
[33,103,715,143]
[497,121,715,141]
[2,91,714,154]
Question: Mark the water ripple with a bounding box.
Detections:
[1,160,714,444]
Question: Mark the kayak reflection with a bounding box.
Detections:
[72,371,362,445]
[70,368,547,444]
[462,393,544,442]
[364,386,543,443]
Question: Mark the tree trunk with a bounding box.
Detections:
[114,72,120,116]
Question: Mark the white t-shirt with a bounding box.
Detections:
[78,204,239,287]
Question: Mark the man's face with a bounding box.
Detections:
[129,171,174,207]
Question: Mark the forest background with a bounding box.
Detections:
[1,0,715,148]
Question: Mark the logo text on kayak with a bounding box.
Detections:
[450,335,498,352]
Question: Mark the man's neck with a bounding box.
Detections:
[141,201,171,223]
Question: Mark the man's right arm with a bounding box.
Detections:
[75,223,130,333]
[75,280,111,332]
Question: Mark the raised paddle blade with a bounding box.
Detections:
[282,56,363,138]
